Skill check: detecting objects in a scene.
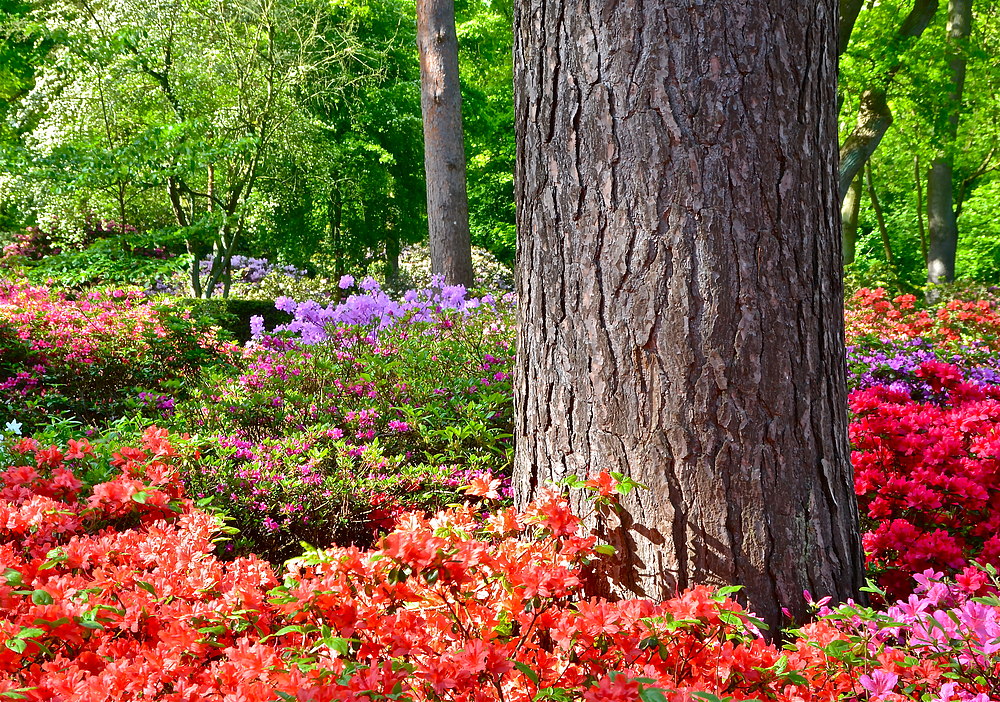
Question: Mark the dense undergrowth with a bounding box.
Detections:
[2,276,1000,699]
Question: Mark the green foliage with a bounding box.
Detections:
[841,0,1000,288]
[458,0,515,264]
[22,234,188,288]
[169,297,291,343]
[165,306,515,562]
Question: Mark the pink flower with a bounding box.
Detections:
[859,670,898,700]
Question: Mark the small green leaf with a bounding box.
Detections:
[30,590,53,606]
[3,569,22,587]
[326,637,351,656]
[639,688,669,702]
[515,660,539,684]
[15,628,45,640]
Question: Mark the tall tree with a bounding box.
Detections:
[927,0,974,286]
[838,0,939,203]
[842,172,863,266]
[416,0,474,287]
[513,0,865,630]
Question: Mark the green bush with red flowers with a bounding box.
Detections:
[2,431,1000,701]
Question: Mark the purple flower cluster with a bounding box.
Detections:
[847,337,1000,397]
[137,391,177,417]
[150,255,309,296]
[261,275,514,344]
[202,255,307,284]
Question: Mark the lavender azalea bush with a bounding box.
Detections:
[150,255,339,301]
[847,336,1000,397]
[258,274,512,344]
[171,277,515,561]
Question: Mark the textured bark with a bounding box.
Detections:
[927,0,972,286]
[416,0,474,288]
[513,0,865,631]
[842,173,863,266]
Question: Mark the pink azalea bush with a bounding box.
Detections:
[0,280,235,430]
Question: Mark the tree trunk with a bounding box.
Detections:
[927,0,972,287]
[916,155,928,265]
[416,0,474,288]
[837,0,939,204]
[839,0,865,55]
[842,173,863,266]
[866,162,894,265]
[385,229,401,288]
[838,89,893,201]
[513,0,864,631]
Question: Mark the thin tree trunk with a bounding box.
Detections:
[837,0,939,203]
[927,0,973,287]
[842,173,863,266]
[866,161,894,265]
[839,0,866,55]
[329,182,344,284]
[385,229,401,288]
[514,0,864,632]
[839,90,893,201]
[915,155,928,264]
[416,0,474,288]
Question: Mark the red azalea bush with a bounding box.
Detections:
[845,288,1000,347]
[3,432,1000,702]
[850,360,1000,599]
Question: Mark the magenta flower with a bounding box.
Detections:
[858,670,898,700]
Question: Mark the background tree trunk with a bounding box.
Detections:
[842,173,863,266]
[927,0,973,287]
[416,0,474,288]
[837,0,938,204]
[513,0,865,631]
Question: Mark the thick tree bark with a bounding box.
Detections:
[927,0,973,286]
[513,0,865,631]
[416,0,474,288]
[842,173,862,266]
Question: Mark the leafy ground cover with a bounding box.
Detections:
[1,430,998,701]
[2,280,1000,699]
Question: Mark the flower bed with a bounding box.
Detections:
[169,280,515,560]
[0,281,235,431]
[2,433,999,701]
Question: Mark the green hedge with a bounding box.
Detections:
[173,298,291,343]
